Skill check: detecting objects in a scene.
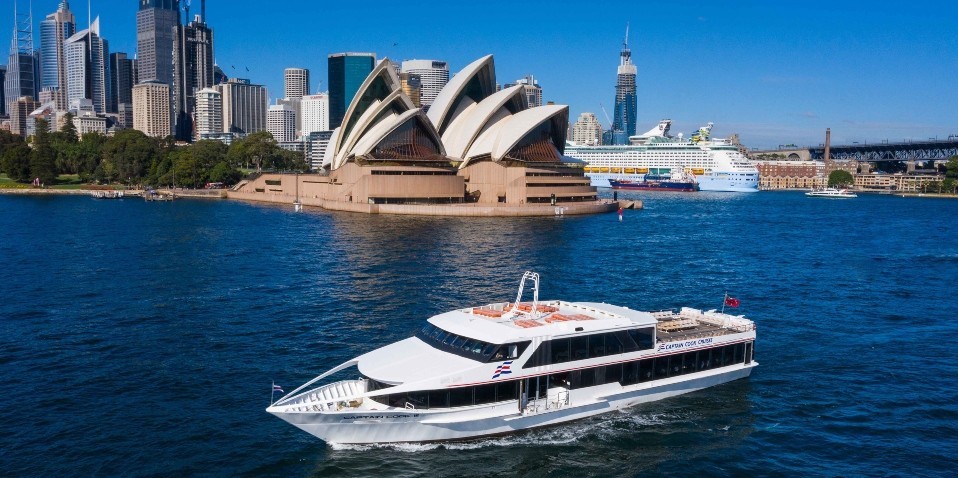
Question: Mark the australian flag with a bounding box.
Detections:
[492,361,513,379]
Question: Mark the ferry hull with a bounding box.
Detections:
[268,363,755,444]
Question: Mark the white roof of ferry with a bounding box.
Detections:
[434,300,655,343]
[356,337,478,385]
[355,300,657,385]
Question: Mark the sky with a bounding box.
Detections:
[3,0,957,149]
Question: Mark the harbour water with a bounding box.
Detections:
[1,192,957,477]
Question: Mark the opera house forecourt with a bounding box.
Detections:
[230,55,626,216]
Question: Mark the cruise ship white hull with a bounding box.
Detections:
[588,172,759,192]
[269,362,755,444]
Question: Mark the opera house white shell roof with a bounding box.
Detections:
[323,54,569,170]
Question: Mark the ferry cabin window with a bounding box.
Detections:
[374,381,521,409]
[416,323,511,362]
[489,341,531,362]
[363,377,395,393]
[522,327,655,368]
[370,342,755,408]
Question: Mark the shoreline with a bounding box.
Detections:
[0,187,632,215]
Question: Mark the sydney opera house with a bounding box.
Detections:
[233,55,617,215]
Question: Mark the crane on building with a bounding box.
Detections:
[599,103,614,130]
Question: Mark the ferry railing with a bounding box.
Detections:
[513,271,540,319]
[281,378,368,411]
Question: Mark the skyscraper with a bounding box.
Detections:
[9,95,40,137]
[108,52,136,113]
[611,25,636,145]
[301,93,329,134]
[173,13,214,141]
[194,86,221,138]
[5,2,37,115]
[216,78,267,134]
[132,79,171,137]
[136,0,180,86]
[400,59,448,110]
[64,18,109,114]
[327,52,375,129]
[571,112,604,146]
[284,68,309,99]
[39,1,76,111]
[0,66,6,116]
[399,72,421,107]
[267,104,296,142]
[504,75,543,108]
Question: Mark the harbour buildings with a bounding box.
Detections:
[301,93,329,134]
[136,0,179,88]
[504,75,542,108]
[216,78,267,134]
[399,72,421,107]
[608,27,636,145]
[5,2,37,116]
[39,1,76,111]
[0,66,6,116]
[132,79,170,138]
[173,12,215,141]
[284,68,309,99]
[108,52,137,128]
[64,18,109,114]
[194,86,221,138]
[570,112,604,146]
[267,103,296,143]
[400,59,448,110]
[9,96,40,137]
[327,52,375,129]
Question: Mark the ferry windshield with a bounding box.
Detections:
[416,323,529,362]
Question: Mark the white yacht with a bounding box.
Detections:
[805,188,858,198]
[267,272,758,444]
[564,120,760,192]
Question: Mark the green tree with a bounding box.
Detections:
[828,169,854,187]
[60,113,79,143]
[274,148,308,172]
[101,129,159,183]
[30,118,58,185]
[227,131,277,171]
[2,144,33,181]
[170,147,202,188]
[945,155,958,180]
[208,161,242,185]
[192,139,228,174]
[0,130,27,174]
[76,133,107,182]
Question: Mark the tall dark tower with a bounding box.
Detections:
[5,0,37,109]
[610,24,637,145]
[136,0,180,87]
[327,52,375,129]
[173,9,214,141]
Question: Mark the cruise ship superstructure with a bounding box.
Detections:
[267,272,757,444]
[565,120,760,192]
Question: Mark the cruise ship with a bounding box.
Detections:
[267,272,758,444]
[565,120,760,192]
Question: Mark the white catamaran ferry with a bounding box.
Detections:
[565,120,760,192]
[267,272,757,444]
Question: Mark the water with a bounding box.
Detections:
[1,192,957,477]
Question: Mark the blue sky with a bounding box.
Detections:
[4,0,957,149]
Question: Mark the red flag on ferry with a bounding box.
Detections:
[724,296,740,308]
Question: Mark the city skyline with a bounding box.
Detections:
[3,0,957,148]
